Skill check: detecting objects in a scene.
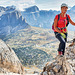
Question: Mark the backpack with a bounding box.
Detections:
[52,14,69,31]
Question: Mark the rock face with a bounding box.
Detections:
[0,6,30,39]
[41,45,75,75]
[22,6,57,29]
[0,39,24,74]
[25,6,39,13]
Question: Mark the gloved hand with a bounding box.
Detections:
[60,33,66,38]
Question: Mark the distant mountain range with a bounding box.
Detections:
[21,5,75,31]
[0,5,75,39]
[0,5,30,39]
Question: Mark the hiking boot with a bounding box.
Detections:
[58,51,64,57]
[58,51,62,55]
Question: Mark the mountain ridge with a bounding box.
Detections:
[0,6,30,39]
[21,5,75,31]
[24,5,39,13]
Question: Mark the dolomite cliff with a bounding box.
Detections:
[41,44,75,75]
[0,39,25,75]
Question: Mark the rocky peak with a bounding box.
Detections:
[0,6,6,11]
[6,5,16,11]
[70,5,75,11]
[25,5,39,13]
[41,43,75,75]
[0,6,30,39]
[0,39,25,74]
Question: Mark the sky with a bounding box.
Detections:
[0,0,75,11]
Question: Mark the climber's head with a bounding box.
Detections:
[61,3,68,14]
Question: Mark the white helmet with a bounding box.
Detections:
[61,3,68,8]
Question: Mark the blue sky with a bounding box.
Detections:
[0,0,75,11]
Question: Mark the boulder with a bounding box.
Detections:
[0,39,25,74]
[41,44,75,75]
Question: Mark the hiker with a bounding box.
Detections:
[53,3,75,57]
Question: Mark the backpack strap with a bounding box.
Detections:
[58,14,60,21]
[66,14,69,26]
[58,14,69,27]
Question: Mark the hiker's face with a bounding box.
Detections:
[61,6,68,13]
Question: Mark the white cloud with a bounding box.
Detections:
[16,0,35,11]
[35,0,75,10]
[0,0,75,11]
[0,0,35,11]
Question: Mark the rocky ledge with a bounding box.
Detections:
[0,39,25,75]
[41,44,75,75]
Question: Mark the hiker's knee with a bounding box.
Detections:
[61,40,65,45]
